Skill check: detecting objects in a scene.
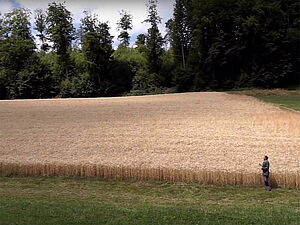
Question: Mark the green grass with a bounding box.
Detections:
[229,89,300,111]
[256,95,300,111]
[1,177,300,225]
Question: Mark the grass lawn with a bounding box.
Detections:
[256,95,300,111]
[0,177,299,225]
[229,89,300,111]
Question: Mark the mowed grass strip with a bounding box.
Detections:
[230,89,300,111]
[257,95,300,112]
[0,177,300,225]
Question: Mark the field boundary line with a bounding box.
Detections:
[279,106,300,114]
[0,162,298,188]
[0,92,211,102]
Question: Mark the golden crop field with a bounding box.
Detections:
[0,93,299,187]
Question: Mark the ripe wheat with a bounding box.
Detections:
[0,93,299,187]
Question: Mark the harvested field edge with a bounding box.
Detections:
[0,162,299,188]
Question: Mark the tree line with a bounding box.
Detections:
[0,0,299,99]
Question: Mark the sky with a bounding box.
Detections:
[0,0,175,47]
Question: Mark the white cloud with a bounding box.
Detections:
[93,1,148,45]
[5,0,175,47]
[93,0,174,46]
[0,0,14,14]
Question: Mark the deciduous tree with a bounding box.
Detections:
[80,11,113,93]
[46,2,75,79]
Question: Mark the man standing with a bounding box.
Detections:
[259,156,271,191]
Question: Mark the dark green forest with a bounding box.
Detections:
[0,0,299,99]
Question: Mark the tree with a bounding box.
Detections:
[46,2,75,79]
[80,11,113,93]
[34,9,49,52]
[135,34,146,46]
[117,10,133,47]
[144,0,164,74]
[167,0,300,90]
[232,0,297,87]
[0,8,35,98]
[164,19,173,48]
[0,13,4,38]
[1,0,298,99]
[0,8,53,99]
[170,0,192,69]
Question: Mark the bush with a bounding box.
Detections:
[59,73,95,98]
[131,69,158,93]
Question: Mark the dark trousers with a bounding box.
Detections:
[263,175,271,190]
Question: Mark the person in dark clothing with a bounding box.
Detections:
[259,155,271,191]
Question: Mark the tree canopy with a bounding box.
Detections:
[0,0,298,99]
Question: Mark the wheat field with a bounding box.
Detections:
[0,93,299,187]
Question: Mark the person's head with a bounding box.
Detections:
[264,155,268,161]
